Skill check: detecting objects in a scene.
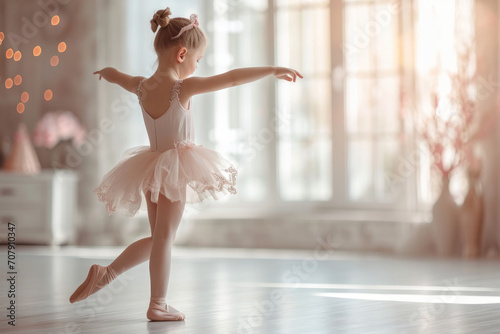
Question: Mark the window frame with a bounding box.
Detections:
[173,0,424,215]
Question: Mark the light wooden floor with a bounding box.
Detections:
[1,246,500,334]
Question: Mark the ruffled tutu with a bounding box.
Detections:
[93,140,237,217]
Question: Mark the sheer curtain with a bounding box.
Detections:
[476,0,500,256]
[342,0,403,206]
[399,0,500,256]
[276,0,333,202]
[413,0,475,205]
[82,0,133,245]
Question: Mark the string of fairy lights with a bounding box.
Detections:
[1,14,66,114]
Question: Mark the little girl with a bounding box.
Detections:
[69,7,302,321]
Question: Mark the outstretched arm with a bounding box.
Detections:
[183,66,303,97]
[93,67,145,94]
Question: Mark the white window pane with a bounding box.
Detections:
[344,0,396,2]
[345,77,374,134]
[373,4,399,72]
[376,138,402,201]
[279,138,332,201]
[348,139,374,201]
[277,0,329,7]
[276,3,332,202]
[344,5,372,73]
[276,8,331,74]
[344,3,399,73]
[277,77,332,201]
[374,77,400,134]
[210,5,273,202]
[344,0,403,205]
[302,8,331,74]
[278,78,332,136]
[346,76,399,135]
[348,137,402,202]
[214,0,268,14]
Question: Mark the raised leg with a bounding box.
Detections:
[69,191,158,303]
[106,191,158,276]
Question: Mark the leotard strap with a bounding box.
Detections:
[137,78,186,110]
[169,80,183,104]
[137,78,146,101]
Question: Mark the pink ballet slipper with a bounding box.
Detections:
[69,264,116,303]
[147,297,186,321]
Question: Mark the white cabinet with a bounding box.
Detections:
[0,169,78,245]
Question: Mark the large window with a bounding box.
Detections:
[195,0,408,209]
[118,0,475,214]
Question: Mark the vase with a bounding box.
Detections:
[3,122,41,174]
[459,172,483,258]
[431,176,460,257]
[50,139,73,169]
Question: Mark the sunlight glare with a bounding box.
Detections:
[233,282,500,292]
[316,292,500,305]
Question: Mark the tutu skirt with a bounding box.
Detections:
[93,140,237,217]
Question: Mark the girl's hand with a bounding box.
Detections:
[93,67,113,81]
[93,69,104,80]
[273,67,303,82]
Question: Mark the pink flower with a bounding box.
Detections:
[33,111,87,149]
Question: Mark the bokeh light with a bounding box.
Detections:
[14,75,22,86]
[44,89,53,101]
[13,51,21,61]
[0,32,4,46]
[58,42,66,53]
[51,15,60,26]
[6,49,13,59]
[17,103,25,114]
[21,92,29,103]
[33,46,42,57]
[50,55,59,66]
[5,78,13,89]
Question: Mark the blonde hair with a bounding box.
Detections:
[150,7,207,55]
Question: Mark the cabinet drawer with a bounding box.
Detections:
[0,207,46,233]
[0,183,45,203]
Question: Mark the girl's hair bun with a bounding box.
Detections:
[150,7,172,33]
